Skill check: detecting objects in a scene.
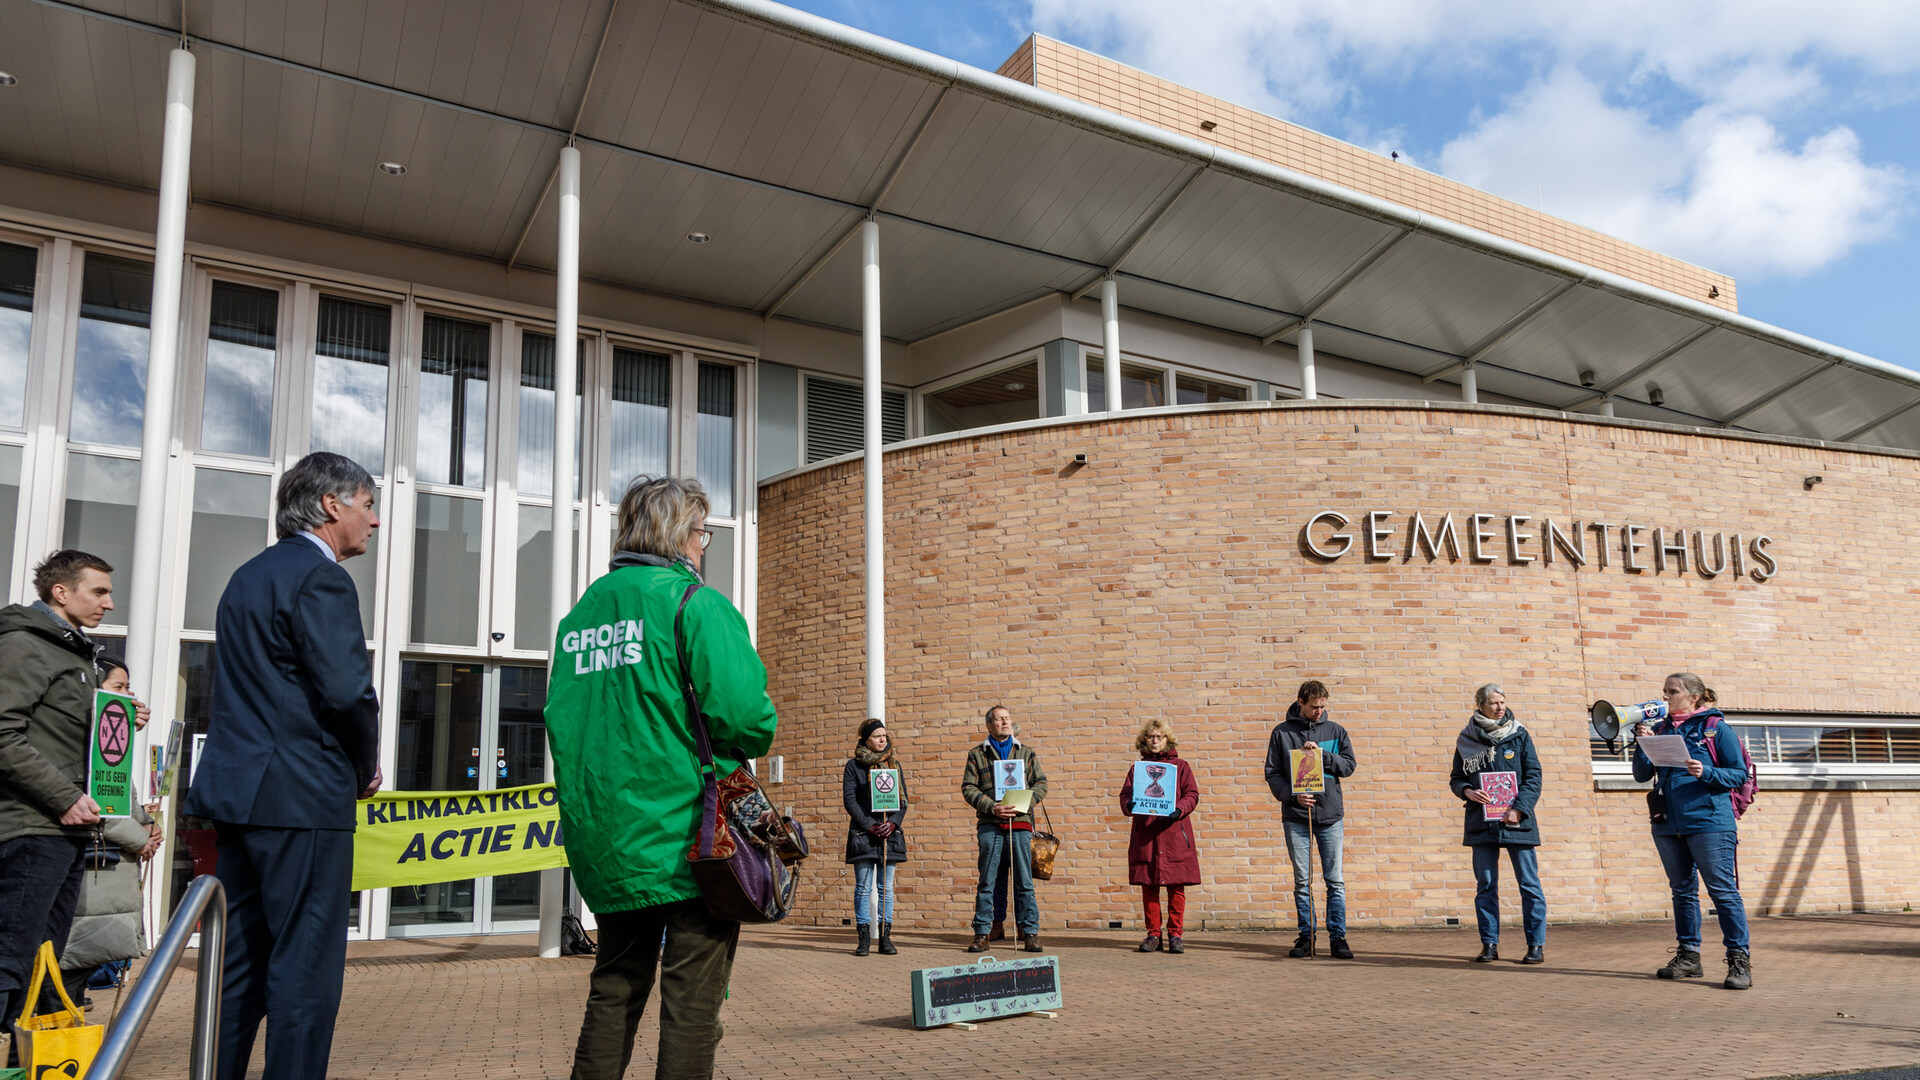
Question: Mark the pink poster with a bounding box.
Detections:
[1479,771,1518,821]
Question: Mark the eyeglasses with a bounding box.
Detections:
[692,527,714,550]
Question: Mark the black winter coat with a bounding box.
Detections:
[1449,725,1543,847]
[843,757,909,863]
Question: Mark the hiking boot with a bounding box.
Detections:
[1521,945,1545,965]
[990,920,1007,941]
[1724,947,1752,990]
[1138,933,1162,953]
[877,923,897,955]
[1020,933,1043,953]
[1166,934,1185,954]
[966,934,990,953]
[854,925,871,957]
[1287,932,1314,958]
[1329,936,1354,960]
[1656,948,1703,979]
[1474,942,1498,963]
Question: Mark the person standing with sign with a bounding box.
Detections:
[1632,672,1753,990]
[961,705,1048,954]
[1263,680,1358,959]
[1118,719,1200,954]
[183,453,383,1080]
[1448,684,1546,965]
[843,719,908,957]
[0,550,115,1031]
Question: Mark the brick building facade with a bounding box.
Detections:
[759,402,1919,932]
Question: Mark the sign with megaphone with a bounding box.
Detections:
[1589,699,1669,750]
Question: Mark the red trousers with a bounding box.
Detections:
[1141,885,1187,935]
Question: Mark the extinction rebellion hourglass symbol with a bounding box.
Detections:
[1142,764,1168,799]
[874,771,896,797]
[97,700,131,766]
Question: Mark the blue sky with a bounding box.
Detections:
[779,1,1918,371]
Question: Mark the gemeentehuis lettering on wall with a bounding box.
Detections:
[1302,510,1777,581]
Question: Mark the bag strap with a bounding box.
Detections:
[1036,796,1054,836]
[16,939,83,1027]
[674,581,795,860]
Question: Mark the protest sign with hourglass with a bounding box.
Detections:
[89,689,138,818]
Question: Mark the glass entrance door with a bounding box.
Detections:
[388,660,548,936]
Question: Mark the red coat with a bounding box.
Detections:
[1118,751,1202,886]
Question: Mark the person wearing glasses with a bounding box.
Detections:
[1118,718,1201,954]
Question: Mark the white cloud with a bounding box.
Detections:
[1025,0,1920,278]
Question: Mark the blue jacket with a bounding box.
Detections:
[183,537,380,830]
[1449,725,1542,847]
[1631,708,1745,836]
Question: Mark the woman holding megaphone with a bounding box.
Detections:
[1631,672,1752,990]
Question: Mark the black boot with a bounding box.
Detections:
[1474,942,1499,963]
[877,922,898,955]
[1656,948,1703,979]
[1724,947,1752,990]
[854,925,871,956]
[1288,932,1314,958]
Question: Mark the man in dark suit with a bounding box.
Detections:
[183,451,382,1080]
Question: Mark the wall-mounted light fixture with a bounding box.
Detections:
[1578,369,1596,388]
[1645,382,1665,407]
[1709,285,1721,299]
[1804,475,1823,490]
[1199,120,1217,131]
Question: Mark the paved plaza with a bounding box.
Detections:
[96,912,1920,1080]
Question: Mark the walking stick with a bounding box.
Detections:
[1305,800,1316,959]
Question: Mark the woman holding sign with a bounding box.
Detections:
[1118,719,1200,954]
[843,719,908,957]
[1448,684,1546,965]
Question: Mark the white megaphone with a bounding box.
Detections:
[1589,699,1669,752]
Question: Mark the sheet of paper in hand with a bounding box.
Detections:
[1288,746,1325,794]
[993,758,1027,801]
[1478,771,1518,822]
[870,768,901,812]
[89,690,138,818]
[1130,760,1177,816]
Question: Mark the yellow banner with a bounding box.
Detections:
[352,783,569,891]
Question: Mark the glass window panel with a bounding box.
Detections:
[1889,728,1920,764]
[169,641,217,918]
[921,364,1037,439]
[1176,373,1249,405]
[0,241,35,430]
[697,363,735,518]
[410,492,483,647]
[517,333,583,498]
[703,523,734,607]
[69,254,153,447]
[1085,360,1166,411]
[390,660,483,927]
[183,469,271,631]
[341,490,381,640]
[1816,727,1853,764]
[312,296,392,474]
[1851,728,1892,765]
[610,347,671,501]
[514,505,578,651]
[1772,725,1820,764]
[416,314,489,488]
[0,444,19,600]
[62,452,140,627]
[202,282,278,457]
[492,665,550,923]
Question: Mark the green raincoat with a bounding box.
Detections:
[545,554,777,913]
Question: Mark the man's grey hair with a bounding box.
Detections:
[276,452,376,539]
[1475,683,1505,710]
[614,476,710,561]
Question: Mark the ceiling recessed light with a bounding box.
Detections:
[1005,381,1025,391]
[686,231,711,244]
[0,72,18,87]
[377,161,407,176]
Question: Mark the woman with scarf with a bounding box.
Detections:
[1448,684,1546,965]
[1118,718,1201,954]
[843,718,908,956]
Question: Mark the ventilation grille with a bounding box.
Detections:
[804,377,906,463]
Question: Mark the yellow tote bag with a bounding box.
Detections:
[10,940,103,1080]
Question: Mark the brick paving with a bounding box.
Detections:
[86,912,1920,1079]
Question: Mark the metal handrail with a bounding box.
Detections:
[91,873,226,1080]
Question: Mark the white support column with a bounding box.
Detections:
[861,219,884,720]
[538,146,581,960]
[1600,398,1615,418]
[1460,363,1478,404]
[1101,277,1121,412]
[1298,322,1317,400]
[124,48,195,714]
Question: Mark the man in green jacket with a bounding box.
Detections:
[962,705,1048,953]
[0,550,115,1026]
[547,477,776,1080]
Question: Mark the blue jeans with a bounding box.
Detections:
[1471,844,1546,947]
[853,861,896,925]
[1652,830,1749,951]
[974,825,1038,935]
[0,834,86,1026]
[1282,819,1345,936]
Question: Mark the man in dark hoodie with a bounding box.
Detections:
[1263,679,1358,959]
[0,550,115,1026]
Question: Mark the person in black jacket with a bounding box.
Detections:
[1263,679,1358,959]
[183,452,382,1080]
[1449,684,1546,965]
[843,718,907,956]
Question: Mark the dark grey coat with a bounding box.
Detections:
[1449,725,1543,847]
[842,757,908,863]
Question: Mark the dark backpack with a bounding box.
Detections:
[561,911,597,956]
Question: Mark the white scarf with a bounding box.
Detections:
[1456,708,1522,774]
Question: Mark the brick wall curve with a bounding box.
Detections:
[757,403,1920,933]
